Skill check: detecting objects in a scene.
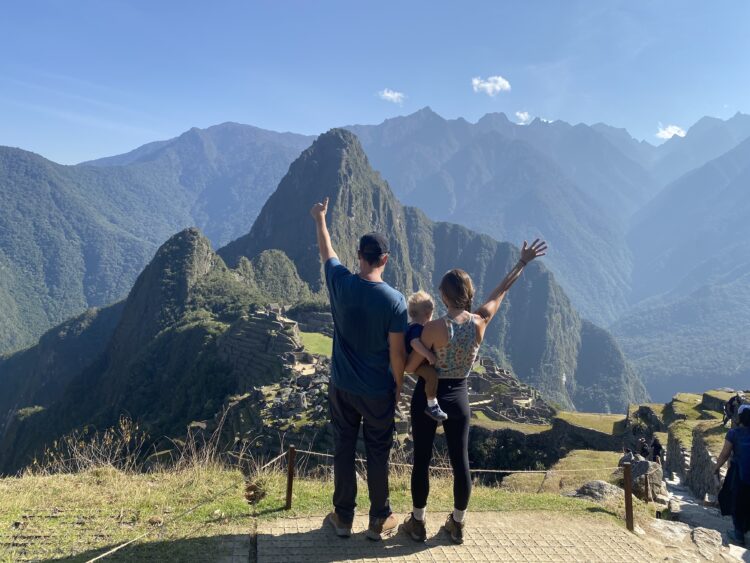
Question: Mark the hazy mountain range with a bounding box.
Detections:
[1,109,750,405]
[0,129,646,473]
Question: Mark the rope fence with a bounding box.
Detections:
[275,446,657,533]
[87,446,660,560]
[85,451,288,562]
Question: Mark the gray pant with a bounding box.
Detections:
[328,384,395,522]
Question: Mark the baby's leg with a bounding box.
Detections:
[416,364,439,401]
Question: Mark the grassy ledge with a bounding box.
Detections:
[299,331,332,357]
[554,411,627,435]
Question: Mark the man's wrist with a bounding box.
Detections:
[518,258,528,266]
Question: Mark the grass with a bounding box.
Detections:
[0,462,634,561]
[501,450,622,495]
[703,389,734,404]
[664,393,703,423]
[0,465,249,562]
[668,419,702,451]
[695,420,728,455]
[471,411,552,434]
[299,331,332,357]
[554,411,627,435]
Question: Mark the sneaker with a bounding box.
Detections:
[425,404,448,421]
[399,513,427,542]
[366,513,398,541]
[444,514,464,545]
[728,529,745,546]
[325,511,352,538]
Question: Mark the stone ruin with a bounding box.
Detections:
[468,357,555,425]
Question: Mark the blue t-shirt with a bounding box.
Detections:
[325,258,407,397]
[405,323,424,355]
[728,426,750,484]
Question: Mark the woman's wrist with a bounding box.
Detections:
[518,258,528,266]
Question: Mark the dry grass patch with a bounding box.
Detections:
[471,411,552,434]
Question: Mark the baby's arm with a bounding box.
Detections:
[410,338,436,365]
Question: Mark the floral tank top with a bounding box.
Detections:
[434,314,481,379]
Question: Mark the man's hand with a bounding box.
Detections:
[310,197,329,223]
[520,239,547,264]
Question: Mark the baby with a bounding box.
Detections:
[406,291,448,421]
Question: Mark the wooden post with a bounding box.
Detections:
[644,473,651,503]
[285,445,296,510]
[623,462,634,532]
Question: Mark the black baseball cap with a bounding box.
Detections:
[359,232,390,257]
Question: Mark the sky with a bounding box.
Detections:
[1,1,748,164]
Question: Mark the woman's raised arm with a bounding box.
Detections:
[475,239,547,326]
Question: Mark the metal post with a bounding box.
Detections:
[623,462,634,532]
[285,445,296,510]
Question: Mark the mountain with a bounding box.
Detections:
[0,125,310,354]
[651,112,750,186]
[1,128,648,473]
[613,135,750,398]
[0,228,280,473]
[221,128,647,412]
[346,108,658,324]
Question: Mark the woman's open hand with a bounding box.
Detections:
[521,239,547,264]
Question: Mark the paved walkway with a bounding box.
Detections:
[255,512,668,562]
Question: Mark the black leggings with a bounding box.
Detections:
[410,377,471,510]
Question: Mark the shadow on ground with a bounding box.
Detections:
[48,534,250,562]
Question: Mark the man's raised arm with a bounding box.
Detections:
[310,197,338,262]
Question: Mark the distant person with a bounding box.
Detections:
[651,437,663,465]
[310,197,407,541]
[406,291,447,421]
[401,239,547,544]
[724,392,746,427]
[638,437,650,459]
[715,405,750,546]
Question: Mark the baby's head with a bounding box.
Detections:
[408,290,435,325]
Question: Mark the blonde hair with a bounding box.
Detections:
[408,290,435,320]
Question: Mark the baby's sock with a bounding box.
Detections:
[427,398,438,407]
[452,508,466,523]
[413,506,426,521]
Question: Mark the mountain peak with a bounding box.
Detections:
[111,228,218,355]
[219,129,412,291]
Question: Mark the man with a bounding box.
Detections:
[310,197,407,541]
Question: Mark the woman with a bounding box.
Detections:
[715,404,750,546]
[401,239,547,544]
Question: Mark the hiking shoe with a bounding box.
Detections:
[728,529,745,546]
[366,513,398,541]
[399,513,427,542]
[425,404,448,421]
[325,511,352,538]
[444,514,464,544]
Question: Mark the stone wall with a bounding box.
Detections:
[286,309,334,337]
[685,422,722,502]
[217,311,302,387]
[666,425,691,480]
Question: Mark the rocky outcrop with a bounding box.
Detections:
[630,460,668,502]
[569,480,624,503]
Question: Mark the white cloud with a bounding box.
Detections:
[515,111,531,124]
[656,123,686,139]
[471,75,511,96]
[378,88,405,104]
